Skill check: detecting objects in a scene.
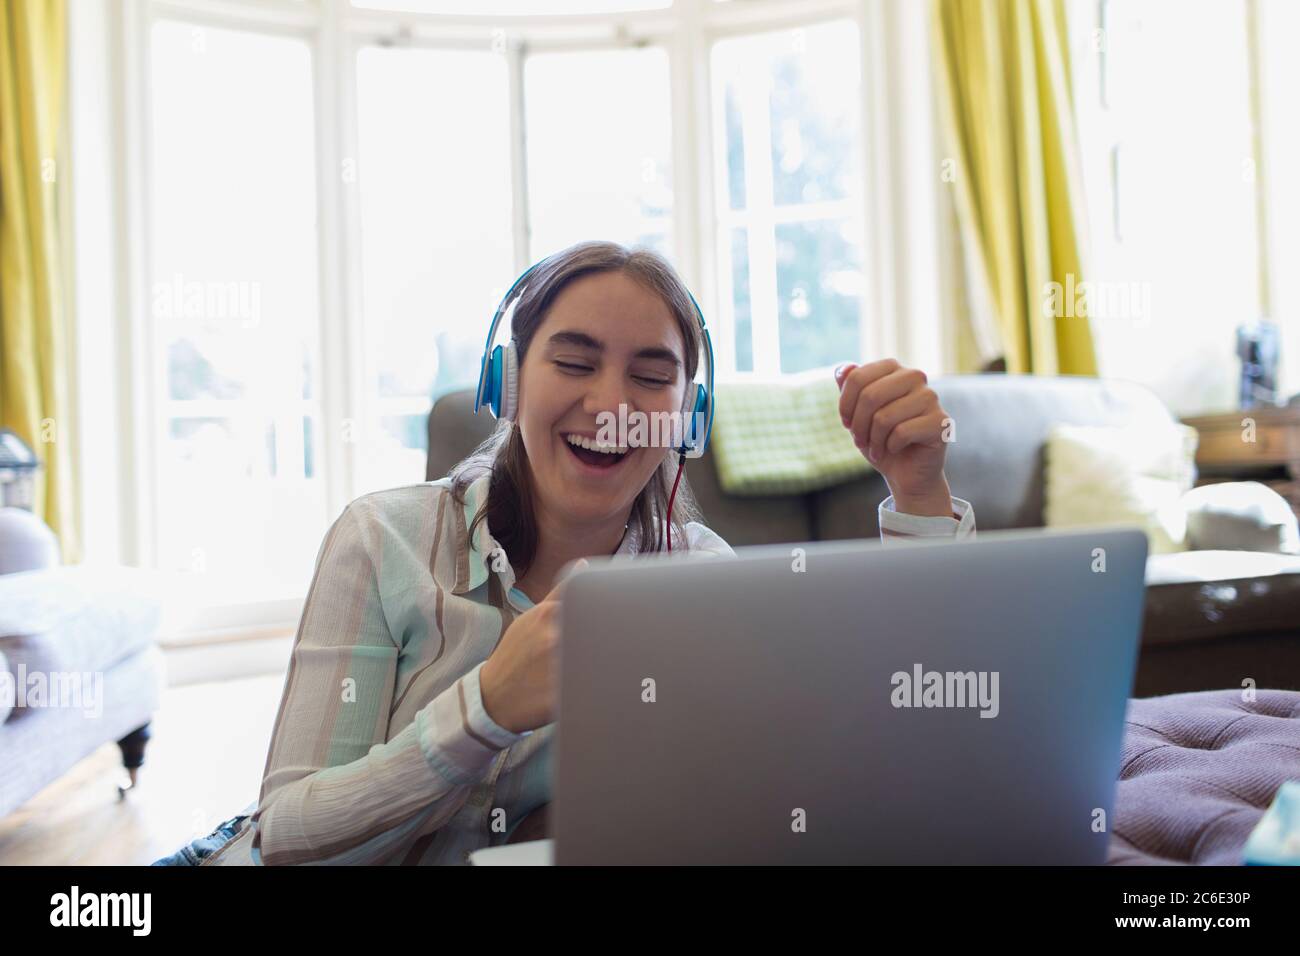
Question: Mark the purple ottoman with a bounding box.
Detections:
[1108,689,1300,865]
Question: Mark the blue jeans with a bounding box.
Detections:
[150,813,249,866]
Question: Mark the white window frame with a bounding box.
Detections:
[90,0,937,633]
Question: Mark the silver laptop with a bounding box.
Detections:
[471,527,1147,865]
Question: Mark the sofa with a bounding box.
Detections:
[424,372,1300,865]
[0,564,165,820]
[427,373,1300,696]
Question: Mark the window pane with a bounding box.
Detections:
[632,227,671,260]
[724,84,747,211]
[730,227,752,371]
[149,21,327,602]
[714,21,862,212]
[775,219,864,373]
[167,335,246,401]
[525,47,673,260]
[380,414,430,455]
[767,25,861,205]
[168,418,244,473]
[713,20,866,375]
[355,46,514,491]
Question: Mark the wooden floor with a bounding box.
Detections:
[0,672,286,866]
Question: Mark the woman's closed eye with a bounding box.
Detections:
[553,360,671,387]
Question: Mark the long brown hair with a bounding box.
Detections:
[449,240,706,580]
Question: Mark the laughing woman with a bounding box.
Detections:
[174,240,975,866]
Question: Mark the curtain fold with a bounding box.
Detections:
[930,0,1098,376]
[0,0,78,560]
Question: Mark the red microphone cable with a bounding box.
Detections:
[664,450,687,553]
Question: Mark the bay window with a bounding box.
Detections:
[85,0,901,628]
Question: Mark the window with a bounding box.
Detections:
[148,20,328,603]
[712,20,866,375]
[354,45,514,495]
[524,46,675,261]
[113,0,879,621]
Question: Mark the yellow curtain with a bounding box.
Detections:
[931,0,1098,376]
[0,0,78,560]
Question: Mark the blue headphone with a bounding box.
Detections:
[473,255,715,459]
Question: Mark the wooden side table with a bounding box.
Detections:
[1181,405,1300,521]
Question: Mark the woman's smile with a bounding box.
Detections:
[559,430,637,477]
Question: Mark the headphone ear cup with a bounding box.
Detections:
[682,383,707,450]
[483,344,503,417]
[695,385,709,451]
[499,342,519,422]
[678,383,694,450]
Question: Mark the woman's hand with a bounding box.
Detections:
[834,359,954,517]
[479,559,587,734]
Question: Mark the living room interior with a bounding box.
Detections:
[1,0,1298,876]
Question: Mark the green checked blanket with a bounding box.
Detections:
[709,370,874,496]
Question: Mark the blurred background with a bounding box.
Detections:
[3,0,1300,862]
[6,0,1298,623]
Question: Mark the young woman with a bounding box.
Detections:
[176,240,974,866]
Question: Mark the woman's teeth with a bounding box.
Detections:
[564,433,631,469]
[564,434,629,455]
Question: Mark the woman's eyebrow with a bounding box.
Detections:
[546,330,682,367]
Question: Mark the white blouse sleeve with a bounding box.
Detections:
[878,495,977,544]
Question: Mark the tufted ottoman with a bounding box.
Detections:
[1108,689,1300,864]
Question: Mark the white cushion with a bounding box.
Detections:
[1181,481,1300,554]
[1045,422,1199,554]
[0,565,163,678]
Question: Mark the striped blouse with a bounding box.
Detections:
[203,472,975,865]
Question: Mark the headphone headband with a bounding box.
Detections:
[473,258,547,416]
